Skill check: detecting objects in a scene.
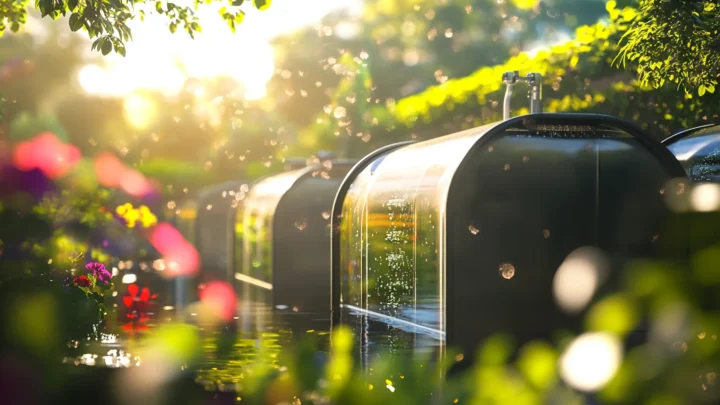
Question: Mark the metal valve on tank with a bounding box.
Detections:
[502,71,543,120]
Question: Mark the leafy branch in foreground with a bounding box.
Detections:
[615,0,720,96]
[0,0,273,55]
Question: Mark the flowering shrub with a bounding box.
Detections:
[115,203,158,228]
[60,261,114,342]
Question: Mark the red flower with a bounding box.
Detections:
[122,284,158,322]
[73,275,90,287]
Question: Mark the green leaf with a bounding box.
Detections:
[68,0,78,10]
[91,37,102,51]
[231,0,244,6]
[155,1,163,13]
[115,42,127,57]
[234,10,245,24]
[169,22,177,33]
[101,39,112,55]
[69,13,83,32]
[226,17,236,33]
[707,84,716,94]
[699,84,707,96]
[569,54,579,68]
[253,0,271,10]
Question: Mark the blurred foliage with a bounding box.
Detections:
[0,21,87,123]
[9,112,69,141]
[290,52,377,158]
[0,0,273,55]
[268,0,626,133]
[183,239,720,405]
[346,2,720,143]
[616,0,720,96]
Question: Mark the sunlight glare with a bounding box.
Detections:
[123,93,157,130]
[77,64,107,95]
[73,0,362,99]
[553,247,608,314]
[691,183,720,212]
[560,332,622,392]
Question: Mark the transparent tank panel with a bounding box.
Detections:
[241,170,301,287]
[339,124,495,335]
[666,125,720,183]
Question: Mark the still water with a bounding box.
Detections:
[64,294,443,392]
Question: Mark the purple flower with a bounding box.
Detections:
[85,262,111,284]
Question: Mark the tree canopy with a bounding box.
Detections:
[616,0,720,96]
[0,0,272,55]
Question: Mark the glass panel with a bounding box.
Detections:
[338,123,497,336]
[241,169,309,287]
[667,127,720,183]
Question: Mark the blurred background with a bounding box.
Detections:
[1,0,719,404]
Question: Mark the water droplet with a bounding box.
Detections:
[167,201,176,209]
[504,164,511,171]
[206,205,212,210]
[322,211,331,220]
[488,145,494,152]
[468,225,479,235]
[295,219,307,230]
[499,263,515,279]
[522,156,530,163]
[543,229,551,239]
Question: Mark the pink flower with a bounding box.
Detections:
[85,262,111,284]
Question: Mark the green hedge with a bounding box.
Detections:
[368,2,719,141]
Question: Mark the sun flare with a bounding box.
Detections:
[75,0,362,100]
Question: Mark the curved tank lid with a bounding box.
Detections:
[283,157,308,171]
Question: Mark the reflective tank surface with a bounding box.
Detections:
[167,182,246,311]
[663,124,720,292]
[332,113,688,365]
[664,124,720,183]
[232,160,355,319]
[194,181,249,283]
